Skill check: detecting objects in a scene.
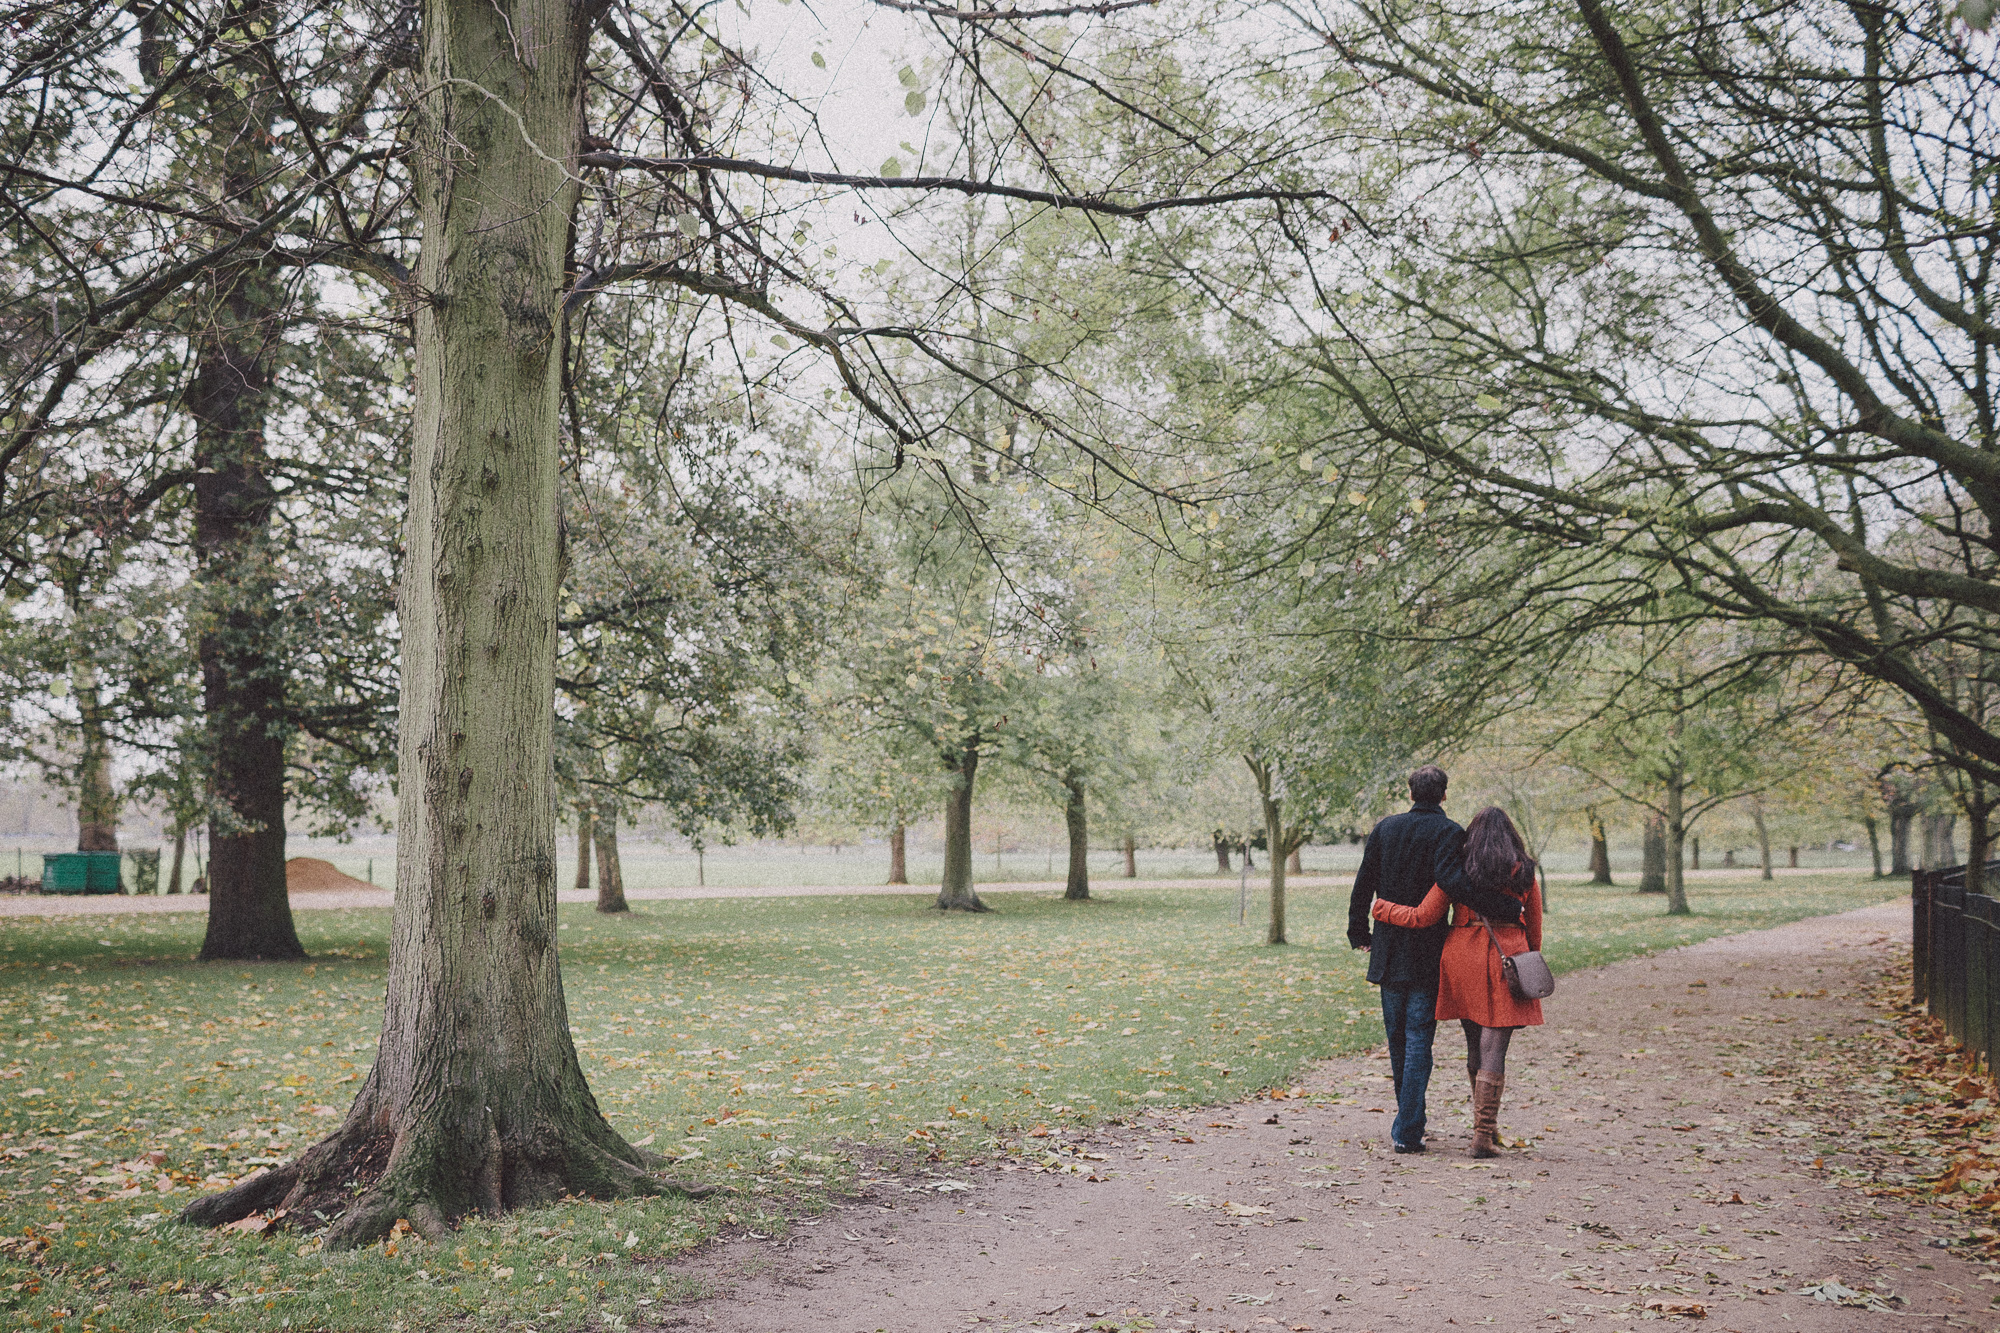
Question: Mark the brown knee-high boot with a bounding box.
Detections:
[1471,1071,1504,1158]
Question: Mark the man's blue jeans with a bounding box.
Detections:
[1379,986,1437,1147]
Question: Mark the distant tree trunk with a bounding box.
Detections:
[1638,816,1667,893]
[593,809,627,914]
[1213,832,1231,873]
[574,807,593,890]
[73,663,119,852]
[1241,840,1255,871]
[1932,813,1959,868]
[1689,835,1700,871]
[1752,797,1774,881]
[1122,832,1137,878]
[1287,845,1303,874]
[1787,845,1799,868]
[1586,809,1613,885]
[1965,788,1991,896]
[167,823,187,895]
[935,741,988,912]
[1889,798,1915,873]
[183,0,685,1244]
[189,254,303,963]
[1863,815,1882,878]
[1062,775,1089,901]
[1664,776,1690,915]
[887,822,908,885]
[1244,756,1291,946]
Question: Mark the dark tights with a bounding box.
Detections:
[1461,1021,1516,1078]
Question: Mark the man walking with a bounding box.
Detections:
[1348,765,1520,1152]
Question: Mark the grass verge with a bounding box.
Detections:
[0,871,1901,1331]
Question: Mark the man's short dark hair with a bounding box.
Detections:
[1409,764,1448,805]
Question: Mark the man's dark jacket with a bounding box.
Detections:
[1347,802,1524,989]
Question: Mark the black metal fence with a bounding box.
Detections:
[1912,861,2000,1065]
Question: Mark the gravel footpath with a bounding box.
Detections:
[660,899,1997,1333]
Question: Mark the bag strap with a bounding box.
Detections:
[1477,911,1507,960]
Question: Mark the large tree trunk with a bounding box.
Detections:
[189,255,303,962]
[1586,808,1613,885]
[1664,776,1690,915]
[182,0,691,1246]
[574,807,593,889]
[593,807,627,913]
[73,663,118,852]
[1213,831,1231,873]
[887,822,908,884]
[1638,815,1667,893]
[935,742,988,911]
[1062,775,1089,901]
[1122,832,1137,878]
[1752,797,1774,880]
[1286,845,1303,875]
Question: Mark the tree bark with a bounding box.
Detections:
[1664,776,1690,915]
[1286,845,1303,875]
[1213,831,1231,873]
[574,807,593,890]
[189,254,303,962]
[1062,775,1089,901]
[887,822,908,884]
[1586,809,1613,885]
[1788,845,1799,868]
[1638,815,1667,893]
[1688,835,1700,871]
[1122,832,1137,878]
[593,807,627,914]
[935,741,988,911]
[183,0,695,1245]
[1722,846,1737,868]
[1864,815,1882,878]
[1753,797,1774,881]
[72,662,118,852]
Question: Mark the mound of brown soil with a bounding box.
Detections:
[285,857,378,894]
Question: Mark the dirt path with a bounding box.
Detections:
[660,900,1997,1333]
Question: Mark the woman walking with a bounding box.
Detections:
[1371,806,1544,1157]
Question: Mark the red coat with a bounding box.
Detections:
[1372,877,1544,1028]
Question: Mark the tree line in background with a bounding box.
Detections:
[1,0,1991,1241]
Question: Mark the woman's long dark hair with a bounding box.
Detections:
[1465,806,1535,894]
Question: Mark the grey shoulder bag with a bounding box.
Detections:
[1479,911,1555,1002]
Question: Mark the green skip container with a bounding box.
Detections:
[42,852,124,895]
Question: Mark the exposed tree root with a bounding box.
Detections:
[180,1113,720,1248]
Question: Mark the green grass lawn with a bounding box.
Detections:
[0,871,1902,1333]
